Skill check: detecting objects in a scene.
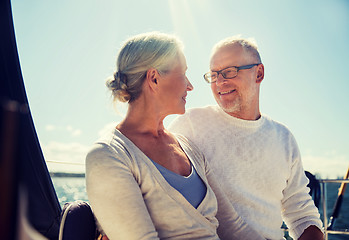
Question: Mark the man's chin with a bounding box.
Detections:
[218,102,240,114]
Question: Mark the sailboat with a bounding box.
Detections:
[1,1,61,239]
[1,1,348,239]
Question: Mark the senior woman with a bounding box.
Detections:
[85,32,262,240]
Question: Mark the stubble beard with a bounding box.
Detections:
[216,91,256,117]
[216,95,242,115]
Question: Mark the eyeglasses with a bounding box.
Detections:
[203,63,260,83]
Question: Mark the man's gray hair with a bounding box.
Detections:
[211,35,262,63]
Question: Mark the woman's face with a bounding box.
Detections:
[158,51,193,116]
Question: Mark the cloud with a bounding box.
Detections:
[42,141,90,173]
[302,152,348,179]
[43,122,117,173]
[98,122,118,137]
[45,124,82,137]
[66,125,82,136]
[71,129,82,137]
[45,124,56,131]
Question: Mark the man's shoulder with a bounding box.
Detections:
[184,105,219,117]
[262,114,295,136]
[168,105,219,135]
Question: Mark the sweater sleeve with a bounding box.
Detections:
[204,155,264,240]
[86,143,159,240]
[281,138,323,239]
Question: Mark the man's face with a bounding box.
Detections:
[210,44,262,119]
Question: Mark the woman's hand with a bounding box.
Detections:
[97,234,109,240]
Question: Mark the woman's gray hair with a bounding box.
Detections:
[106,32,184,103]
[211,35,262,63]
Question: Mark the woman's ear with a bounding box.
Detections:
[256,64,264,83]
[146,68,159,90]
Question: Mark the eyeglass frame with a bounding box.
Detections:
[203,63,261,83]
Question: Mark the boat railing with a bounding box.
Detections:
[319,179,349,239]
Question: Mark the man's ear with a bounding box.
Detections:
[256,64,264,83]
[146,68,159,90]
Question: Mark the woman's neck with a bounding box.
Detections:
[117,98,166,138]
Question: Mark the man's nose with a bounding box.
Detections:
[215,73,227,85]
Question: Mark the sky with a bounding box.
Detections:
[11,0,349,178]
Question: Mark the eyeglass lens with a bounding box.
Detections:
[210,67,238,81]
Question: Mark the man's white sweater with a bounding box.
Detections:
[169,105,323,240]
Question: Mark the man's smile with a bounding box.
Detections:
[218,89,236,95]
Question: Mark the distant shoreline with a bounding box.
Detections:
[50,172,85,178]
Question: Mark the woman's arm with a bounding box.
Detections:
[86,143,159,240]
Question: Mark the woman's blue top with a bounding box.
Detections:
[151,159,207,208]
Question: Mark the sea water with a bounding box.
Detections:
[52,177,89,206]
[52,177,349,240]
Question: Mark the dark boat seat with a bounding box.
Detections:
[59,200,97,240]
[305,171,321,208]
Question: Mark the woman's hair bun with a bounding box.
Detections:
[106,71,130,103]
